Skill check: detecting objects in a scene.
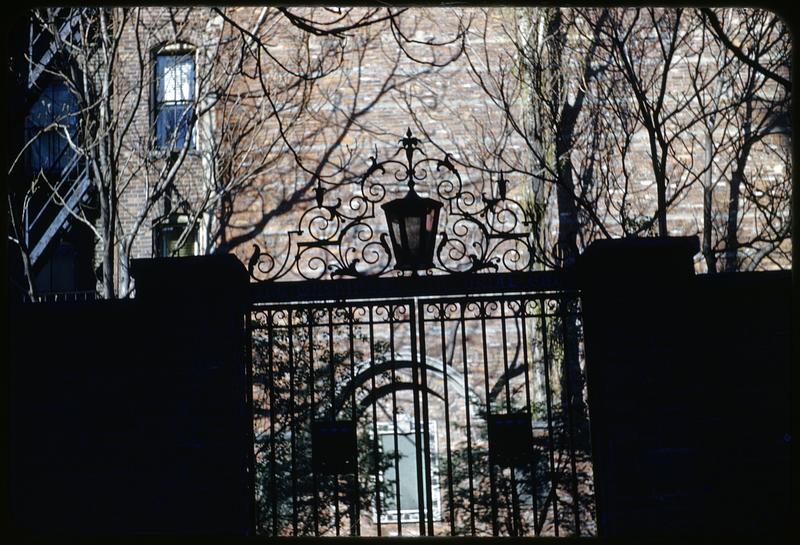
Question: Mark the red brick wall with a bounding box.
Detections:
[110,7,791,288]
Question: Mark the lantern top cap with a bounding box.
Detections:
[381,186,443,214]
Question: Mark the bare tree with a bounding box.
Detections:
[591,9,709,237]
[697,8,791,271]
[399,5,791,450]
[586,7,790,269]
[9,8,206,298]
[700,7,791,92]
[9,8,127,299]
[401,8,617,268]
[212,7,467,279]
[8,6,467,297]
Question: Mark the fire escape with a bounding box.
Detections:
[23,9,93,275]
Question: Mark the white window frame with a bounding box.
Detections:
[372,415,442,524]
[153,44,196,150]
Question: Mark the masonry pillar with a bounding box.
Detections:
[579,236,790,537]
[9,254,253,536]
[579,236,700,537]
[129,254,252,535]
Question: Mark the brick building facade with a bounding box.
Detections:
[10,6,790,299]
[111,7,522,291]
[111,7,790,287]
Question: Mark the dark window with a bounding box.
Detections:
[26,82,77,174]
[154,50,195,149]
[155,215,198,257]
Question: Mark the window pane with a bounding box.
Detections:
[156,104,193,149]
[157,53,194,102]
[381,432,427,512]
[29,83,77,127]
[29,125,72,174]
[157,222,197,257]
[30,132,51,173]
[391,219,402,245]
[405,216,421,254]
[52,84,76,119]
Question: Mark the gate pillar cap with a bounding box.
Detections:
[579,236,698,288]
[131,254,248,305]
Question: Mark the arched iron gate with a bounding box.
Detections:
[248,273,595,537]
[244,129,595,536]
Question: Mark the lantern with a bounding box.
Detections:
[381,187,442,271]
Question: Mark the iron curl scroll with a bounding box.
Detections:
[248,128,539,281]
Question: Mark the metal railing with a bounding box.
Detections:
[25,290,99,303]
[250,290,595,537]
[28,8,82,89]
[24,153,91,266]
[25,8,93,268]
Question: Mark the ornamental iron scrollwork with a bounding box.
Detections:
[248,128,539,281]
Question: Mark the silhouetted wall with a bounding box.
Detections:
[8,240,791,537]
[8,254,252,535]
[580,237,791,537]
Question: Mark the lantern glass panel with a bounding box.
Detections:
[391,219,402,246]
[406,216,421,254]
[425,209,435,231]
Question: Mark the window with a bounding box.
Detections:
[374,419,441,524]
[154,49,195,149]
[154,214,198,257]
[26,82,77,174]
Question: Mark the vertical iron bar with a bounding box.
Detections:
[409,301,427,535]
[519,300,539,536]
[510,469,522,536]
[479,303,500,536]
[499,302,513,413]
[266,312,279,535]
[328,307,336,416]
[459,304,477,536]
[540,299,560,536]
[559,295,582,536]
[328,307,341,535]
[347,306,361,536]
[438,305,456,536]
[368,306,382,536]
[500,301,522,536]
[287,310,299,535]
[387,304,402,535]
[308,310,320,536]
[416,300,435,536]
[420,324,433,536]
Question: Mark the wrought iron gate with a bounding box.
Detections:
[244,129,595,536]
[249,283,595,537]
